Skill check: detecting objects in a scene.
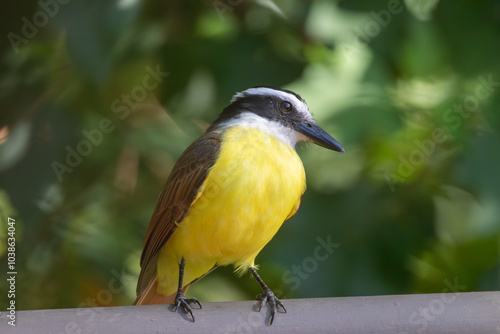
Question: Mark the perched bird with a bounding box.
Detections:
[134,86,344,324]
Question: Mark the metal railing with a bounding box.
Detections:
[10,292,500,333]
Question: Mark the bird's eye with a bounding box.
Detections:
[280,101,293,112]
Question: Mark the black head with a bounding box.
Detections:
[208,86,344,152]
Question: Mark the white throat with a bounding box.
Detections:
[218,112,305,149]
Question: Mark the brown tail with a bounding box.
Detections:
[134,277,176,305]
[134,276,194,305]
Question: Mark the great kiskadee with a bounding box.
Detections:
[134,86,344,324]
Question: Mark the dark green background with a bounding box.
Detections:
[1,0,499,310]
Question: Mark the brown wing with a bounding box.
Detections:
[136,131,222,296]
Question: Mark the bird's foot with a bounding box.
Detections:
[173,292,202,322]
[256,288,286,325]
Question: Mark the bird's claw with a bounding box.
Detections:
[173,293,202,322]
[256,288,286,325]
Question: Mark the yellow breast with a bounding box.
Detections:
[157,126,306,295]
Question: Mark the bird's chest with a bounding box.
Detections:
[211,126,306,217]
[176,126,306,261]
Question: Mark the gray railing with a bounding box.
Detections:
[7,292,500,333]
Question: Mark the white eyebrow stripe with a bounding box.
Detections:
[231,87,302,105]
[230,87,313,121]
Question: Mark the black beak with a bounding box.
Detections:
[296,122,344,153]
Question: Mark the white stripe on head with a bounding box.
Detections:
[231,87,313,122]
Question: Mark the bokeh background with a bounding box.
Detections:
[1,0,499,310]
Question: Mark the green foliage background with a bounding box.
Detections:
[1,0,499,310]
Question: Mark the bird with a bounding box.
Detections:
[134,86,344,324]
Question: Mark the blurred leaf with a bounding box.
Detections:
[1,0,499,310]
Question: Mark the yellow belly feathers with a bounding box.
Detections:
[157,126,306,296]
